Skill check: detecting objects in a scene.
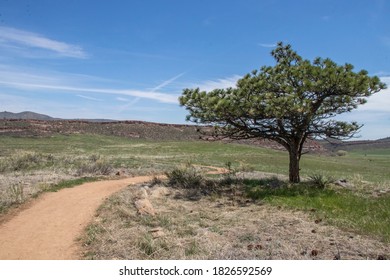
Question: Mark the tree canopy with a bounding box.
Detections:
[179,42,386,183]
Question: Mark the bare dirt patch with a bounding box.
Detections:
[81,182,390,260]
[0,176,154,260]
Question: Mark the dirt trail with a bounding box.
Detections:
[0,176,154,260]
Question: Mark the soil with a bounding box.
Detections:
[0,176,154,260]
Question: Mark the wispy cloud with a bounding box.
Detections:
[0,65,179,104]
[117,72,185,112]
[76,95,103,102]
[258,43,277,48]
[373,71,390,77]
[0,26,87,58]
[0,80,179,103]
[193,75,241,92]
[357,76,390,112]
[151,72,186,91]
[116,97,130,102]
[334,76,390,139]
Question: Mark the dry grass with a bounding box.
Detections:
[80,180,390,260]
[0,171,75,212]
[0,147,166,213]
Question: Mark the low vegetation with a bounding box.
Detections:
[1,133,389,259]
[80,165,390,260]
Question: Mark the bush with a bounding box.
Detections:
[336,150,348,157]
[308,174,334,189]
[76,157,113,176]
[6,183,25,204]
[165,165,204,189]
[220,161,241,186]
[0,152,55,173]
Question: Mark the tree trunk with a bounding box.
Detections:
[288,148,301,183]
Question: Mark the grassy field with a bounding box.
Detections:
[1,133,390,259]
[1,134,389,181]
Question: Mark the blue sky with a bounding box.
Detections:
[0,0,389,140]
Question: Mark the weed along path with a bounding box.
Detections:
[0,176,155,260]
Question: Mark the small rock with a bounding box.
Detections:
[149,227,163,232]
[311,249,319,257]
[149,186,170,198]
[135,188,149,199]
[134,199,156,216]
[254,244,263,250]
[378,190,388,196]
[335,179,353,188]
[149,227,165,238]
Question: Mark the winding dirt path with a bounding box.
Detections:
[0,176,154,260]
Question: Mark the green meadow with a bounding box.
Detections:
[1,134,389,182]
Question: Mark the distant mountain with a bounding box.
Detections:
[0,111,56,120]
[320,137,390,151]
[0,111,118,122]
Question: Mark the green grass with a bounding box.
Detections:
[245,180,390,242]
[1,134,389,182]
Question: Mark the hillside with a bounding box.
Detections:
[320,137,390,152]
[1,111,389,153]
[0,111,55,121]
[0,118,326,153]
[0,119,201,141]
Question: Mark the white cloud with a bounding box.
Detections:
[331,76,390,139]
[151,72,186,91]
[116,97,130,102]
[258,43,277,48]
[0,26,87,58]
[193,75,241,92]
[117,97,141,113]
[0,80,179,104]
[357,76,390,112]
[0,65,179,104]
[76,95,103,102]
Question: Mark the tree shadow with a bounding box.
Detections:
[243,177,335,200]
[164,166,334,202]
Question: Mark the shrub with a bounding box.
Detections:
[6,183,25,204]
[149,176,164,186]
[0,152,55,173]
[165,165,204,189]
[308,174,334,189]
[336,150,348,156]
[220,161,240,186]
[75,157,113,176]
